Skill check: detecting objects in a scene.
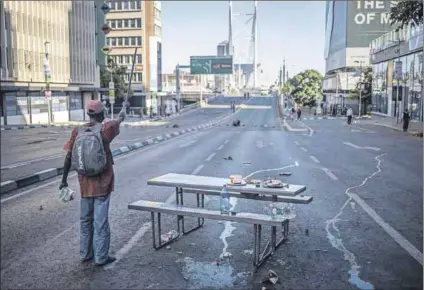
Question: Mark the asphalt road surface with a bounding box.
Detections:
[0,97,242,182]
[1,95,422,289]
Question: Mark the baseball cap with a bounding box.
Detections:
[87,100,105,115]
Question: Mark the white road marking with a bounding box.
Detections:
[300,147,308,152]
[192,164,204,175]
[294,141,300,146]
[351,192,423,265]
[302,123,314,136]
[321,168,338,180]
[217,145,224,151]
[224,140,229,144]
[205,153,216,162]
[325,154,422,290]
[343,142,380,151]
[309,156,320,163]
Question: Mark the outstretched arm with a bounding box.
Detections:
[117,101,130,124]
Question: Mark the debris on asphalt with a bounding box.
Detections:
[279,172,292,176]
[305,229,309,236]
[161,230,178,242]
[261,269,279,285]
[223,156,233,160]
[261,287,267,290]
[39,205,43,211]
[243,161,252,165]
[232,120,241,127]
[220,252,232,259]
[172,124,179,128]
[176,251,183,255]
[166,246,171,250]
[183,276,189,281]
[189,243,196,246]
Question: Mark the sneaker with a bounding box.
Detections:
[95,256,116,266]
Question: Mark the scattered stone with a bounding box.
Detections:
[166,246,171,250]
[172,124,180,128]
[221,252,232,259]
[183,276,189,281]
[158,266,162,269]
[176,251,183,255]
[305,229,309,236]
[189,243,196,246]
[261,269,279,285]
[223,156,233,160]
[39,205,43,211]
[261,287,267,290]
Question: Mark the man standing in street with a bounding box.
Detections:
[346,107,353,125]
[59,100,127,266]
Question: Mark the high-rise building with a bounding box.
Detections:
[323,0,394,112]
[215,41,230,91]
[0,1,100,126]
[104,0,162,104]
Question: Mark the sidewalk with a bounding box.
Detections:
[361,114,423,136]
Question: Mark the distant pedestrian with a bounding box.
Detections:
[346,107,353,125]
[402,109,410,132]
[60,100,128,266]
[290,107,295,121]
[297,108,302,120]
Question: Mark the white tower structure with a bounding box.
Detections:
[228,0,258,90]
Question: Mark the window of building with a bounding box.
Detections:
[137,0,142,9]
[118,37,123,46]
[123,19,129,28]
[31,96,49,114]
[118,55,123,64]
[116,1,122,10]
[111,38,116,46]
[137,73,142,82]
[137,54,142,64]
[131,37,136,46]
[123,55,129,64]
[130,19,136,28]
[137,18,142,28]
[110,20,116,28]
[137,36,142,46]
[128,55,133,64]
[155,25,161,36]
[124,37,130,46]
[52,93,67,112]
[5,93,29,116]
[108,2,115,10]
[69,92,83,110]
[117,19,122,28]
[130,1,136,10]
[154,8,161,20]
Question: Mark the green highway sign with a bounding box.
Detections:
[190,56,233,75]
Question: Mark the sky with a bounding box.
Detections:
[161,1,326,85]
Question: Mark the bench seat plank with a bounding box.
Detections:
[147,173,306,196]
[183,188,313,204]
[129,200,288,226]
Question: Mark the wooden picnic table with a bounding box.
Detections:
[132,172,310,269]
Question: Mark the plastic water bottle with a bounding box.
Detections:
[220,184,230,214]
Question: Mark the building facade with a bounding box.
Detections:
[0,1,101,126]
[323,0,394,113]
[104,0,162,106]
[370,24,423,122]
[214,40,230,92]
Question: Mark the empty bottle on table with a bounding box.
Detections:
[220,184,230,214]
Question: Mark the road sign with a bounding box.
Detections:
[109,81,115,103]
[102,24,111,34]
[395,61,403,80]
[102,46,111,55]
[190,56,233,75]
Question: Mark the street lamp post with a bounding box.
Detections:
[44,41,53,125]
[354,60,364,118]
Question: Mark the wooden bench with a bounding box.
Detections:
[129,200,289,269]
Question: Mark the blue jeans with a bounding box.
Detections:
[80,194,111,264]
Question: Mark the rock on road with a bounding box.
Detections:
[0,95,422,289]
